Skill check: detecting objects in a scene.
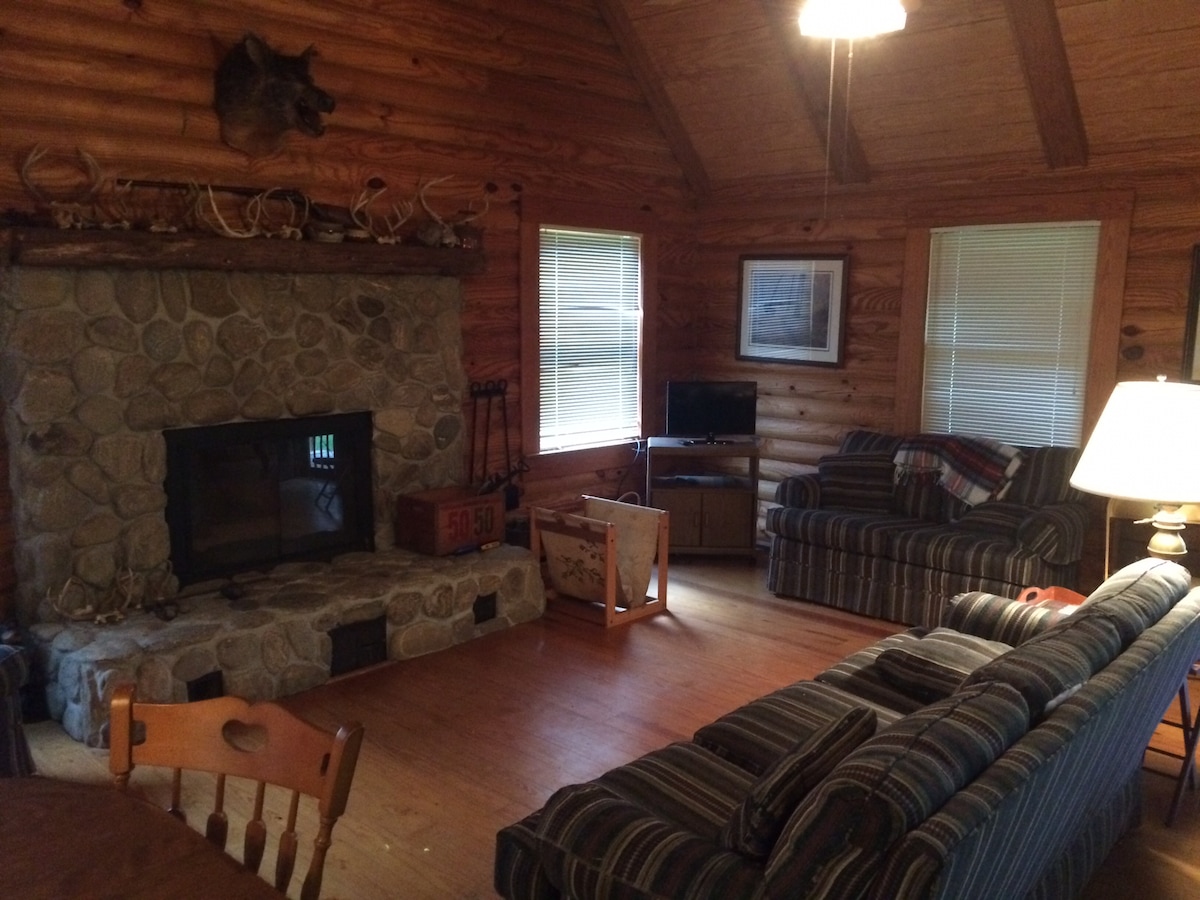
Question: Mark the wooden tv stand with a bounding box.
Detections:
[645,436,760,555]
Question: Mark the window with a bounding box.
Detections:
[535,225,644,452]
[923,222,1100,447]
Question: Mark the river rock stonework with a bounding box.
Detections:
[0,267,468,624]
[29,546,544,745]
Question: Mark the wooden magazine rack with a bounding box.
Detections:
[530,496,669,627]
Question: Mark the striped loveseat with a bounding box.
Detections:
[766,430,1089,626]
[495,558,1200,900]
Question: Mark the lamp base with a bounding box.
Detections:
[1144,504,1188,560]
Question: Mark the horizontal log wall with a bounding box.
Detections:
[687,169,1200,582]
[0,0,694,600]
[3,1,1200,612]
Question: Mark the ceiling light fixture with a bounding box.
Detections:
[798,0,907,40]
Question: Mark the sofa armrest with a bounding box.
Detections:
[775,473,821,509]
[942,592,1076,645]
[536,783,763,898]
[1016,503,1088,565]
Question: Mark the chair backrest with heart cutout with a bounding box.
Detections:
[108,683,363,900]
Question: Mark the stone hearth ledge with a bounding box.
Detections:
[28,545,544,745]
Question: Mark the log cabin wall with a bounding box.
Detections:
[3,1,1200,615]
[683,168,1200,584]
[0,0,696,604]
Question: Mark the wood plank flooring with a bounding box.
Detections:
[21,556,1200,899]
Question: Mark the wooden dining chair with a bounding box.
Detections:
[108,683,363,900]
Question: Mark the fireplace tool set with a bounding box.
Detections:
[469,379,527,510]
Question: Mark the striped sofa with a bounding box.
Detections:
[765,430,1089,626]
[495,558,1200,900]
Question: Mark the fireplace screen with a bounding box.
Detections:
[164,412,375,585]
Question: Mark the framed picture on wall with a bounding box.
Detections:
[737,255,848,366]
[1185,244,1200,382]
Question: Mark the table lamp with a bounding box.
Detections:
[1069,377,1200,559]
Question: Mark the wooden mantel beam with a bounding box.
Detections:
[1002,0,1089,169]
[596,0,713,199]
[0,228,486,275]
[759,0,871,185]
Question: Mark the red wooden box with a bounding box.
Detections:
[395,486,505,556]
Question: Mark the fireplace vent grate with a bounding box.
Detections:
[329,615,388,676]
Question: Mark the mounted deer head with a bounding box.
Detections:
[213,33,335,156]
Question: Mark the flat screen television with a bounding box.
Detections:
[665,380,757,441]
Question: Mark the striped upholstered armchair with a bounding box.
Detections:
[0,644,35,776]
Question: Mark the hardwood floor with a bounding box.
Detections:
[22,556,1200,899]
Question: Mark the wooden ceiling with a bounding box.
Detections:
[601,0,1200,197]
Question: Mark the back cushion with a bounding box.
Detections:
[875,630,1013,702]
[960,614,1123,719]
[763,682,1030,899]
[839,430,903,456]
[891,469,948,522]
[1003,445,1082,505]
[1079,556,1192,641]
[818,453,895,513]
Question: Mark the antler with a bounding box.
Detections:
[416,176,491,247]
[194,184,261,238]
[379,197,414,244]
[19,145,106,228]
[417,176,459,246]
[349,185,387,235]
[248,187,308,240]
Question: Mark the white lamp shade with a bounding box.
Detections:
[1069,379,1200,503]
[799,0,907,39]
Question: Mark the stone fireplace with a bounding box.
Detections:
[0,258,543,743]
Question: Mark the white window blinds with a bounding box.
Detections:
[539,227,642,451]
[924,222,1100,447]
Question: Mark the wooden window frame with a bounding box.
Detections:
[519,198,658,473]
[895,191,1134,441]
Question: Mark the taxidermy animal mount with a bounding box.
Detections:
[213,33,335,156]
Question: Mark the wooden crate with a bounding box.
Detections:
[395,486,505,556]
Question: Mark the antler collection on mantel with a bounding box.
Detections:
[4,147,500,276]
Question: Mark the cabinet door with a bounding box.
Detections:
[653,490,703,548]
[700,492,755,548]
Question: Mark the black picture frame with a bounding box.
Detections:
[737,254,848,366]
[1185,244,1200,383]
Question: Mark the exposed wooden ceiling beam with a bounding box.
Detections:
[759,0,871,185]
[596,0,712,198]
[1002,0,1089,169]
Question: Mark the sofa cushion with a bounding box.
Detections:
[839,430,904,456]
[875,629,1013,702]
[884,526,1048,584]
[719,706,876,860]
[961,613,1124,719]
[892,469,949,522]
[942,590,1078,645]
[1016,503,1090,565]
[593,742,754,839]
[695,680,902,776]
[818,453,895,513]
[765,508,928,556]
[535,782,764,900]
[1003,445,1083,506]
[762,682,1030,899]
[1078,557,1192,641]
[955,502,1028,537]
[816,632,932,714]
